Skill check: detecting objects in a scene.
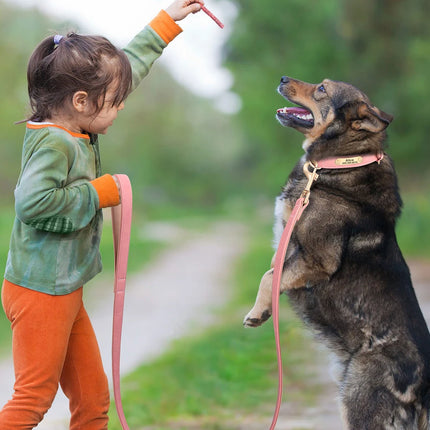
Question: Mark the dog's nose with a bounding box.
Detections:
[280,76,290,84]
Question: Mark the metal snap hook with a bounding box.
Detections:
[301,161,320,204]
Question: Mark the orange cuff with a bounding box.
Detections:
[149,10,183,44]
[90,174,120,209]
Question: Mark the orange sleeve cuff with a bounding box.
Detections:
[149,10,183,44]
[90,174,120,209]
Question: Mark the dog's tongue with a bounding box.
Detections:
[277,107,311,116]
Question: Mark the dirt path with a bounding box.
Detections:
[0,221,428,430]
[0,221,247,429]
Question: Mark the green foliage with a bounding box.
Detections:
[0,0,429,243]
[0,3,50,204]
[0,208,14,352]
[340,0,430,176]
[397,194,430,258]
[225,0,430,189]
[101,64,246,216]
[0,1,246,213]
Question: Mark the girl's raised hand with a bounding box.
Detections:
[165,0,204,21]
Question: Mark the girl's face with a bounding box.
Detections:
[81,87,125,135]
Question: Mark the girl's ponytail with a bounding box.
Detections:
[27,35,63,121]
[26,33,132,123]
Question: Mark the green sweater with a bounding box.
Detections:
[4,12,182,295]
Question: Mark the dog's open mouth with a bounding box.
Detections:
[276,106,314,128]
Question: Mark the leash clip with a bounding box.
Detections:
[301,161,319,205]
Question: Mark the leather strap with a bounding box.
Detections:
[269,152,384,429]
[111,174,133,430]
[269,196,308,430]
[316,152,384,169]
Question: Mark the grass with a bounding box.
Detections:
[0,189,428,425]
[0,207,14,353]
[106,192,430,429]
[396,193,430,258]
[107,218,318,429]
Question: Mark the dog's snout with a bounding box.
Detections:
[280,76,290,84]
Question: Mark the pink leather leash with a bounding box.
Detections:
[269,152,384,430]
[111,174,133,430]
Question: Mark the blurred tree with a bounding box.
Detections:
[225,0,350,192]
[102,63,246,215]
[0,1,245,212]
[224,0,430,191]
[341,0,430,172]
[0,2,52,202]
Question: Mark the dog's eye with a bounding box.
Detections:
[318,85,326,93]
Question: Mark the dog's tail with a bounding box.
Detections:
[418,389,430,430]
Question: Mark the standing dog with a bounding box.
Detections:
[244,77,430,429]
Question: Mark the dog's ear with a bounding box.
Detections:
[351,102,393,133]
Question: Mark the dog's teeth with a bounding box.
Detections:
[277,107,313,122]
[296,114,313,121]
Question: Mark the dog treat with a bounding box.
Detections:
[201,5,224,29]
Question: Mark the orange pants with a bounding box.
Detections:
[0,280,110,429]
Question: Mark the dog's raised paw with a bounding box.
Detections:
[243,310,271,328]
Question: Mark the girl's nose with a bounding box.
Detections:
[118,102,125,111]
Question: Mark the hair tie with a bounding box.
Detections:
[53,34,63,48]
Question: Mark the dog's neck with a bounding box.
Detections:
[302,138,312,152]
[303,131,387,163]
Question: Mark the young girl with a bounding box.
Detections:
[0,1,204,428]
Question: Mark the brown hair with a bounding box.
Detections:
[27,32,132,122]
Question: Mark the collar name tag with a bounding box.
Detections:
[335,156,363,166]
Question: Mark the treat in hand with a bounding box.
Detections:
[201,5,224,28]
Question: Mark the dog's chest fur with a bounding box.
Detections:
[273,195,290,249]
[272,156,430,360]
[273,157,307,251]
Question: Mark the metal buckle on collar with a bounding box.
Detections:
[301,161,320,205]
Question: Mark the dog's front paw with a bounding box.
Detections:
[243,308,272,328]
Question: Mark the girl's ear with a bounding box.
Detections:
[72,91,89,113]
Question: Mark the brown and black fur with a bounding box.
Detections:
[244,77,430,429]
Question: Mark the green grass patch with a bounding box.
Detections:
[397,193,430,258]
[109,316,311,429]
[0,208,14,353]
[107,192,430,429]
[108,219,317,429]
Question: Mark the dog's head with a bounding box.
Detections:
[276,77,393,159]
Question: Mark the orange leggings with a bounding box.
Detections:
[0,280,110,429]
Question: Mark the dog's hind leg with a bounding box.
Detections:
[418,391,430,430]
[418,407,429,430]
[342,391,421,430]
[341,360,422,430]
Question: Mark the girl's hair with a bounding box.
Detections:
[27,32,133,122]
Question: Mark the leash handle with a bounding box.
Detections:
[111,174,133,430]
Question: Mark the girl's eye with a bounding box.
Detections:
[318,85,326,93]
